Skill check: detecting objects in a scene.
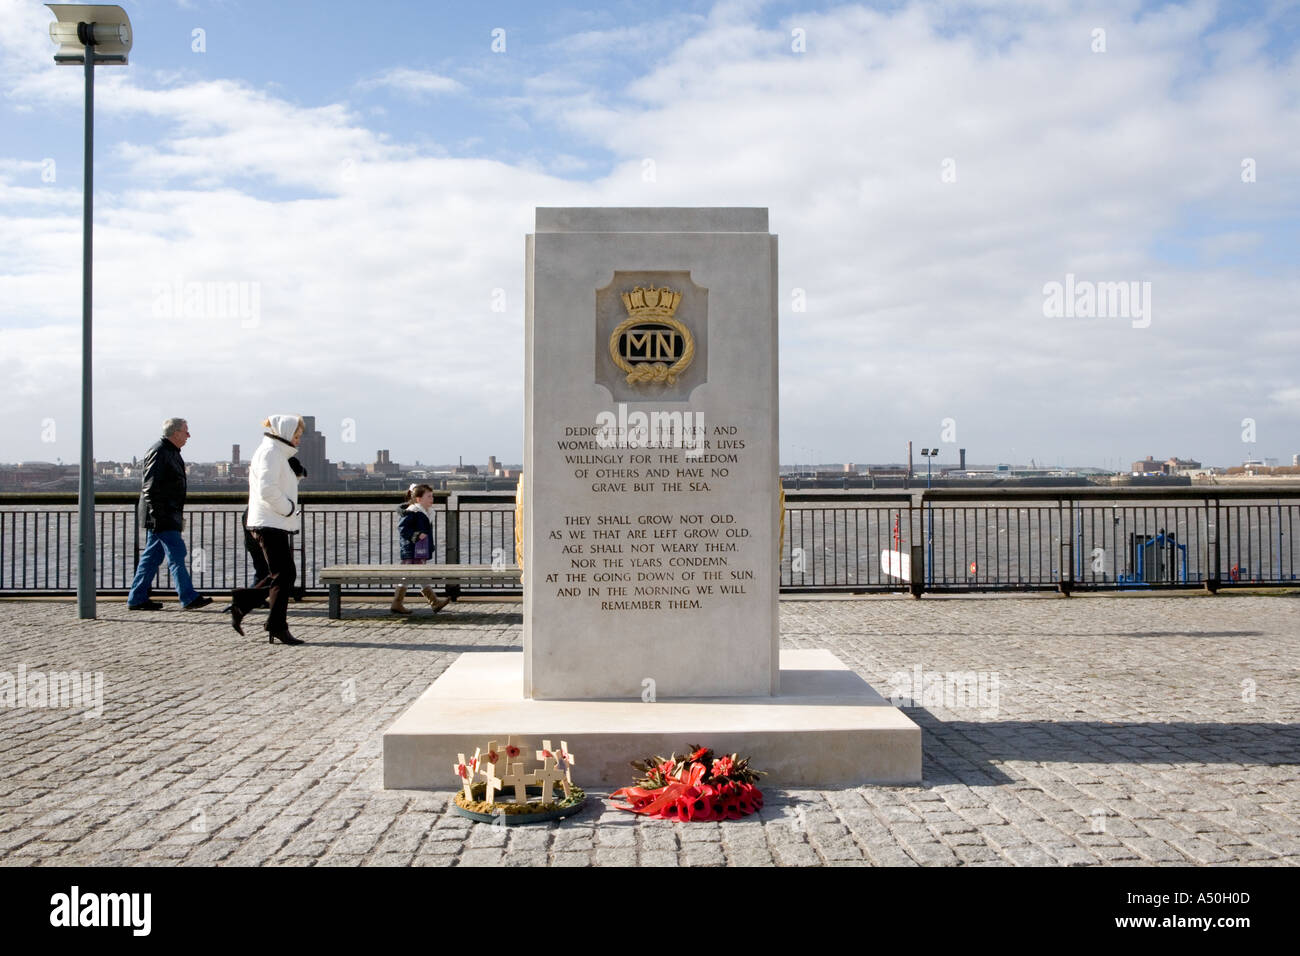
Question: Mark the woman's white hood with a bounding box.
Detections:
[266,414,300,443]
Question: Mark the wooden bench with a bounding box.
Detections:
[319,564,521,619]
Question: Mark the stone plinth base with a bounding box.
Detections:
[383,650,921,788]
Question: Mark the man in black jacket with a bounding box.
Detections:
[126,418,212,610]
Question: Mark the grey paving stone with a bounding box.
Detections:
[865,842,920,866]
[594,847,638,866]
[1087,843,1142,862]
[375,830,424,854]
[466,826,509,848]
[506,828,551,852]
[639,849,680,866]
[1121,837,1187,863]
[457,848,505,867]
[325,832,382,856]
[595,826,637,848]
[413,841,460,861]
[678,823,722,843]
[1004,845,1055,866]
[772,842,822,866]
[1049,845,1102,866]
[0,832,37,853]
[551,831,595,852]
[816,840,866,862]
[954,844,1001,865]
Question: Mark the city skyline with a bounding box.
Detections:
[1,1,1297,468]
[5,445,1293,474]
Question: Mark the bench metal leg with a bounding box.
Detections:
[329,584,341,620]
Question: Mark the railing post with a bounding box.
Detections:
[1058,499,1074,595]
[444,494,461,601]
[298,501,308,592]
[909,544,924,598]
[1205,497,1220,593]
[445,494,460,564]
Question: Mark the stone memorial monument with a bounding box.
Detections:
[383,208,920,788]
[522,207,779,699]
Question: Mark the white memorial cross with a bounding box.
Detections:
[533,743,567,804]
[499,761,530,805]
[496,735,532,804]
[553,740,576,799]
[479,740,505,804]
[454,751,476,801]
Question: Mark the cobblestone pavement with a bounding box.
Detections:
[0,593,1297,867]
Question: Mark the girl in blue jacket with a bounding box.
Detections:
[392,483,450,614]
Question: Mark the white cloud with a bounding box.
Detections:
[356,67,464,98]
[0,0,1297,469]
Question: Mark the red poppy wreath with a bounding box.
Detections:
[611,745,764,821]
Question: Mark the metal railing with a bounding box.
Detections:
[780,487,1300,593]
[2,486,1297,596]
[0,491,519,597]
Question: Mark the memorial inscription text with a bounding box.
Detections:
[545,420,756,612]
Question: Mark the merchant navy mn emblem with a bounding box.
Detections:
[609,286,695,386]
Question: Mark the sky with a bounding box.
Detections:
[0,0,1297,470]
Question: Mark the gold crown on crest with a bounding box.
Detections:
[621,286,681,318]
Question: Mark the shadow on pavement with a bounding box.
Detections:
[910,716,1300,786]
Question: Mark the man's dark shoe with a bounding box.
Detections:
[128,600,163,611]
[183,596,214,610]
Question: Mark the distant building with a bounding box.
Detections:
[367,450,401,477]
[296,416,338,485]
[232,444,240,466]
[1131,455,1201,476]
[453,456,478,476]
[1,462,76,488]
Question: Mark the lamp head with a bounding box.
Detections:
[47,4,132,65]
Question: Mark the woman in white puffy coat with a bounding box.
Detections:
[229,415,305,645]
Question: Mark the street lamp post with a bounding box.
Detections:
[47,5,132,619]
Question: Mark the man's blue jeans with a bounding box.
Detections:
[127,530,198,606]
